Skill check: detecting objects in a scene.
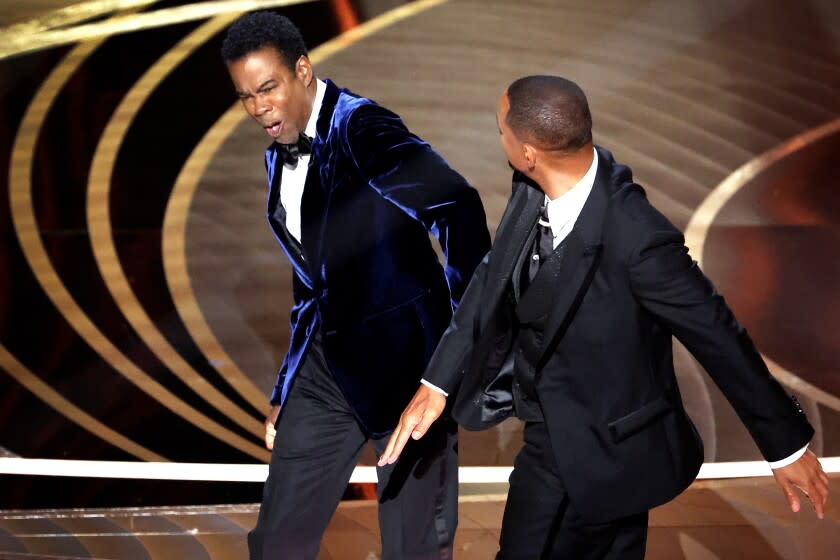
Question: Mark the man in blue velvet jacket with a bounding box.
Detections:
[222,11,489,560]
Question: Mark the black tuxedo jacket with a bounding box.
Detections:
[424,146,813,522]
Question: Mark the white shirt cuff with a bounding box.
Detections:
[420,378,448,397]
[768,445,808,469]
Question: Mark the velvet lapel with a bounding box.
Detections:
[480,175,544,323]
[298,80,341,290]
[534,152,612,362]
[266,146,312,289]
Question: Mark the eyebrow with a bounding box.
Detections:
[237,79,276,97]
[257,79,275,91]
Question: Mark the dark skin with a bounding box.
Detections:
[380,89,830,520]
[226,45,318,449]
[227,45,318,146]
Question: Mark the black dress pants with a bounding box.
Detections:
[498,422,648,560]
[248,339,458,560]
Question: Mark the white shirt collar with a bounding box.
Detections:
[304,79,326,139]
[544,147,598,242]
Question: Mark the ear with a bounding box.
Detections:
[522,142,538,171]
[295,55,314,86]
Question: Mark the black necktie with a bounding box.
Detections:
[526,204,555,284]
[278,133,313,168]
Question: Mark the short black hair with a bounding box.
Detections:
[221,11,308,70]
[505,75,592,152]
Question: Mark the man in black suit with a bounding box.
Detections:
[380,75,829,558]
[222,11,489,559]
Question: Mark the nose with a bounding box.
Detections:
[248,94,272,118]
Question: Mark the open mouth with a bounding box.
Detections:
[264,121,283,138]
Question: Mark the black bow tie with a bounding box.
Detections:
[278,133,313,168]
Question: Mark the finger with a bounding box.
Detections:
[378,419,410,466]
[783,481,801,513]
[814,478,830,513]
[412,421,430,440]
[381,419,417,466]
[412,409,440,440]
[819,470,830,487]
[265,425,277,449]
[815,473,830,497]
[806,482,825,519]
[377,428,401,467]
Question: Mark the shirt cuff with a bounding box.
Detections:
[768,445,809,469]
[420,378,448,397]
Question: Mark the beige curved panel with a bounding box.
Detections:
[0,344,166,461]
[1,0,162,35]
[9,41,269,461]
[684,118,840,413]
[0,0,316,59]
[87,15,264,439]
[162,0,449,412]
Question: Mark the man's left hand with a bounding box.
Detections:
[772,449,830,519]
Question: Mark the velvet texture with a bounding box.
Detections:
[264,80,489,435]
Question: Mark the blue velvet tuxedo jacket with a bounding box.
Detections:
[264,80,489,435]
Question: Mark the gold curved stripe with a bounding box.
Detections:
[9,43,268,461]
[162,0,450,412]
[1,0,162,35]
[163,104,269,412]
[0,0,316,60]
[684,118,840,413]
[0,344,166,461]
[87,15,264,439]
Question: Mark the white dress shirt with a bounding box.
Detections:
[421,147,806,468]
[280,79,326,243]
[543,146,599,248]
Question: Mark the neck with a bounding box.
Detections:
[300,77,319,130]
[534,144,594,200]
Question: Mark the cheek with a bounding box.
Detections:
[501,138,515,160]
[269,92,287,111]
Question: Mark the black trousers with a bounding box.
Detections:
[248,339,458,560]
[498,422,648,560]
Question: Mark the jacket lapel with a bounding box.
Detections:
[266,146,313,288]
[534,148,613,362]
[298,80,341,289]
[480,174,543,322]
[535,233,601,361]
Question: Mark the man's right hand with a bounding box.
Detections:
[264,404,281,450]
[377,384,447,466]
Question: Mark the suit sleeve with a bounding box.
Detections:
[345,103,491,307]
[422,251,490,394]
[625,199,813,463]
[268,296,305,405]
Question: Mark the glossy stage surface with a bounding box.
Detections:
[1,475,838,559]
[1,0,839,558]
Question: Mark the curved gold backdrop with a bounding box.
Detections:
[1,0,839,513]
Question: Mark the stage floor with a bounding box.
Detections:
[1,475,838,559]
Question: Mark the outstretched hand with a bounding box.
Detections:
[377,384,447,466]
[772,449,830,519]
